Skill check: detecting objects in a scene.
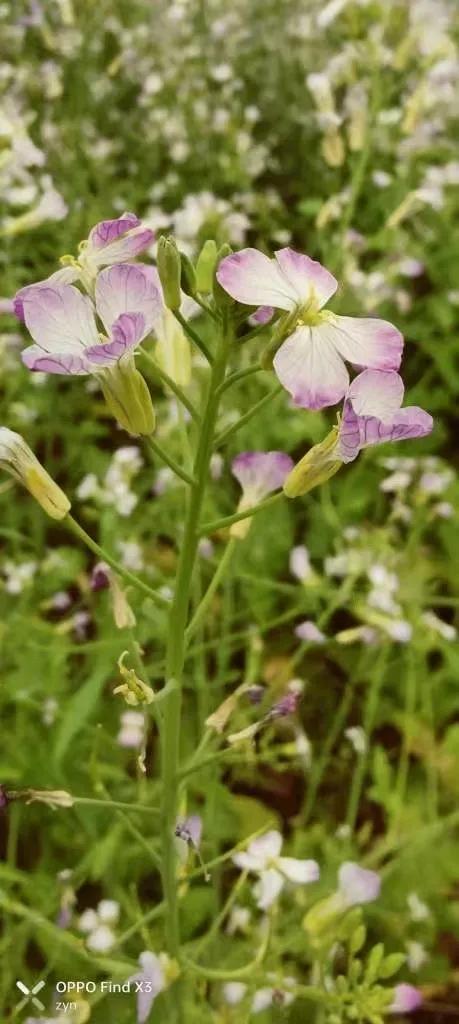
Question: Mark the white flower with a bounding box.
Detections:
[233,830,319,910]
[345,727,367,755]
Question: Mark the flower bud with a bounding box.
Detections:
[0,427,71,519]
[157,236,182,311]
[283,428,342,498]
[195,240,218,293]
[179,251,197,296]
[213,243,234,307]
[100,360,155,435]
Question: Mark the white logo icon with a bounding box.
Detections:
[15,979,46,1012]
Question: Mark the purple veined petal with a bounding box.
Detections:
[95,263,162,337]
[89,212,140,249]
[348,369,404,423]
[20,283,99,355]
[274,248,338,309]
[357,406,433,452]
[216,248,299,310]
[320,313,403,371]
[86,312,146,365]
[87,213,154,266]
[249,305,275,326]
[273,325,349,409]
[337,400,361,463]
[14,267,81,323]
[232,451,293,501]
[21,345,91,375]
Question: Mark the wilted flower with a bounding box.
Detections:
[0,427,70,519]
[233,830,319,909]
[230,451,293,537]
[217,248,403,409]
[114,651,155,706]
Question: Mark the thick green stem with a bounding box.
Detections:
[160,315,231,1014]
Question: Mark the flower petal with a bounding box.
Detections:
[390,984,423,1014]
[348,369,404,422]
[20,283,99,354]
[22,345,91,374]
[232,451,294,502]
[278,857,320,884]
[273,325,349,409]
[275,248,338,308]
[14,267,80,322]
[235,829,284,871]
[95,263,162,337]
[338,404,433,463]
[86,313,146,365]
[87,212,154,265]
[322,313,403,370]
[216,248,299,310]
[255,868,284,909]
[338,862,381,906]
[89,212,140,249]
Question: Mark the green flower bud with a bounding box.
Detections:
[100,360,155,436]
[157,235,182,311]
[179,251,197,296]
[213,243,234,308]
[284,428,342,498]
[0,427,71,520]
[195,240,218,293]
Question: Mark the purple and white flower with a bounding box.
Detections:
[79,212,154,274]
[233,830,319,910]
[284,370,432,498]
[231,450,293,537]
[389,984,423,1015]
[217,247,403,409]
[17,262,161,376]
[337,370,433,464]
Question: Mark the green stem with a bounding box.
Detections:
[144,435,196,487]
[185,538,236,641]
[160,314,231,1017]
[199,491,283,535]
[217,364,264,395]
[72,796,160,814]
[173,308,214,363]
[213,382,283,448]
[65,515,169,609]
[345,649,388,832]
[141,352,200,423]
